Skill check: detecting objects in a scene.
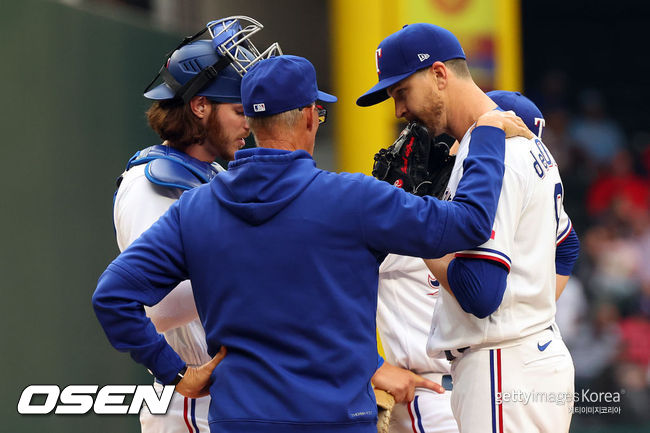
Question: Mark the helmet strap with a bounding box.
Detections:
[158,55,233,104]
[143,26,216,99]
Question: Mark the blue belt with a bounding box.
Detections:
[441,374,453,391]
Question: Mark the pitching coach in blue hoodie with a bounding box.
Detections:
[93,54,532,433]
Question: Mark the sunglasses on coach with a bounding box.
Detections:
[316,104,327,124]
[302,104,327,124]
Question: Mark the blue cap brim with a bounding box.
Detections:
[317,90,337,103]
[356,70,416,107]
[144,83,243,103]
[144,83,175,100]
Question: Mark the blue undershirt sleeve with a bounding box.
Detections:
[555,227,580,276]
[447,257,508,319]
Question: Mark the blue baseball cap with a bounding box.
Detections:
[241,55,337,117]
[487,90,545,137]
[356,23,465,107]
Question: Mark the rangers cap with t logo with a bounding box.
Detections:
[357,23,465,107]
[487,90,546,138]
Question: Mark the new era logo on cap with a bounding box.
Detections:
[418,53,430,62]
[253,103,266,112]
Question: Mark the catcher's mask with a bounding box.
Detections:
[144,16,282,104]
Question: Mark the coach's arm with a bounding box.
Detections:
[93,199,224,397]
[362,112,532,259]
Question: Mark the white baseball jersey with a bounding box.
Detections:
[378,255,458,433]
[114,163,224,366]
[114,162,224,433]
[377,254,450,374]
[427,127,571,356]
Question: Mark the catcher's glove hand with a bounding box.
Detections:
[374,388,395,433]
[372,122,455,199]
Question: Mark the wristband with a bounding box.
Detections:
[170,365,188,386]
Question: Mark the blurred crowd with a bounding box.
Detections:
[532,70,650,426]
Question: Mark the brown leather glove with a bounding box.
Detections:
[374,388,395,433]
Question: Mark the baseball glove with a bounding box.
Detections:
[372,122,455,199]
[374,388,395,433]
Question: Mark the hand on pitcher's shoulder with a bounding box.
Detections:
[477,110,534,140]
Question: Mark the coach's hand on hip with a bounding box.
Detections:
[476,110,534,140]
[175,346,227,398]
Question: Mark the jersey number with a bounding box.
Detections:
[554,182,563,232]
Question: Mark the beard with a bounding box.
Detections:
[206,105,227,149]
[205,105,240,162]
[416,97,445,137]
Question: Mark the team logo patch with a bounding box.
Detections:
[393,179,403,188]
[418,53,430,62]
[253,103,266,113]
[427,274,440,296]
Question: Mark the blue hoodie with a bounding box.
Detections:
[93,125,505,433]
